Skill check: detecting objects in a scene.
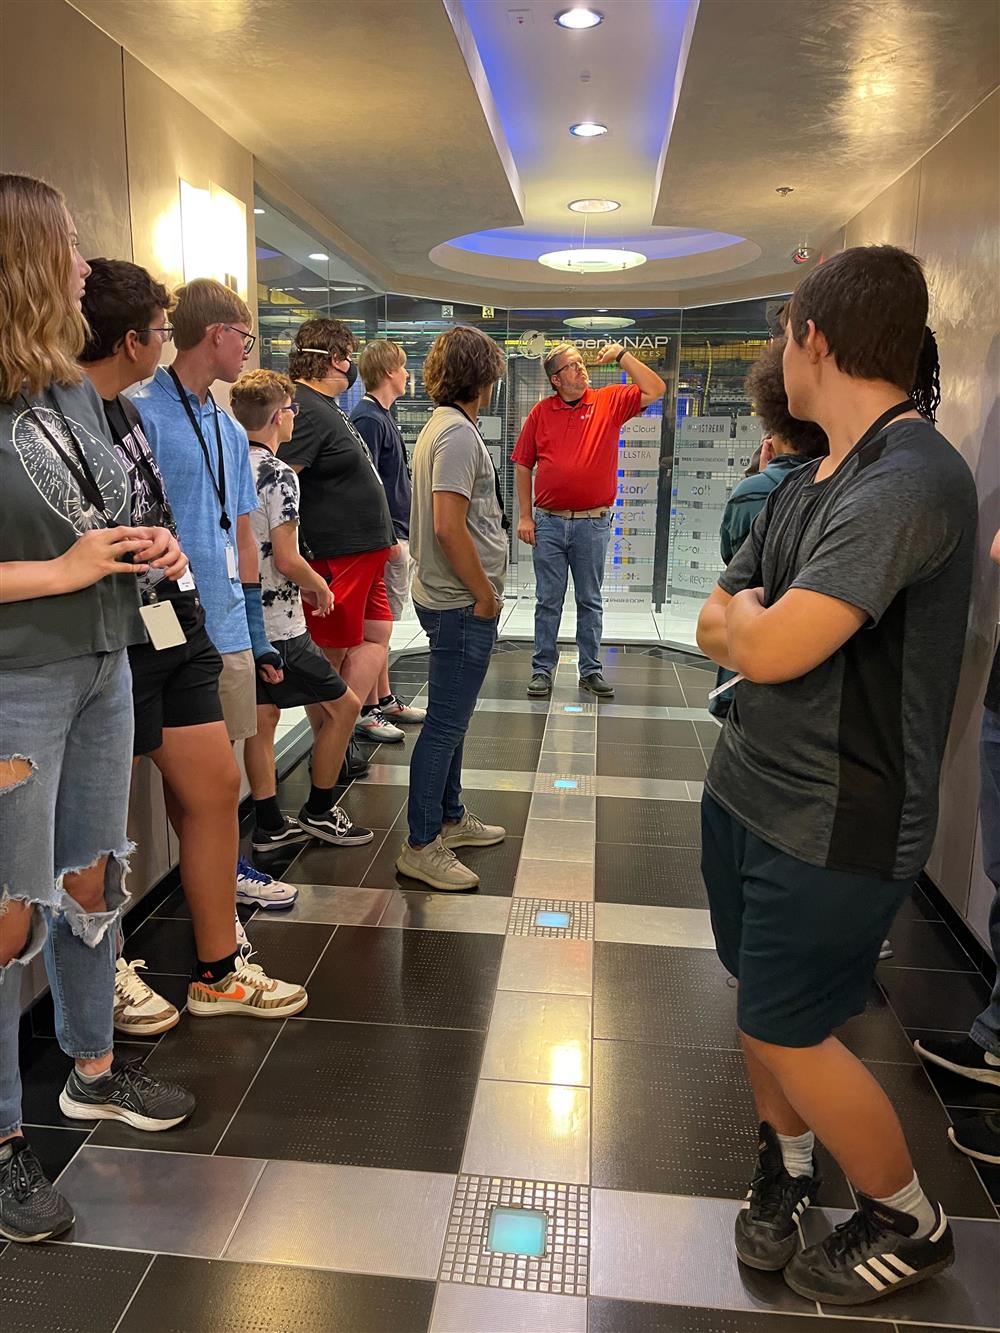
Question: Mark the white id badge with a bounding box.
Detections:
[225,544,237,580]
[176,567,196,593]
[139,600,186,651]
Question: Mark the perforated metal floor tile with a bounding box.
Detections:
[509,898,595,939]
[596,797,701,847]
[595,843,708,908]
[596,744,708,780]
[440,1175,589,1295]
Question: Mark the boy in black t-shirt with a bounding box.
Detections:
[81,260,306,1030]
[697,246,976,1304]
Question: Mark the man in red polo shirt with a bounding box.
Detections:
[513,341,665,697]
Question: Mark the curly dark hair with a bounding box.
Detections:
[80,258,173,362]
[423,326,506,405]
[745,338,828,459]
[288,318,358,382]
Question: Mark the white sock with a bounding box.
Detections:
[876,1172,937,1238]
[777,1129,815,1178]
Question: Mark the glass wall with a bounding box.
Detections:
[253,195,786,650]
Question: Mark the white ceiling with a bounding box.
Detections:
[72,0,999,307]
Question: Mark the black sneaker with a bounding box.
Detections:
[948,1111,1000,1164]
[527,673,552,697]
[735,1122,820,1270]
[783,1192,954,1305]
[0,1136,74,1243]
[58,1059,195,1132]
[251,817,310,852]
[914,1033,1000,1086]
[297,803,374,847]
[339,741,370,783]
[579,672,615,698]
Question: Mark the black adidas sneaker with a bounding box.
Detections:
[735,1122,820,1270]
[784,1192,954,1305]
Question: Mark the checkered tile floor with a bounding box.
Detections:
[10,642,999,1332]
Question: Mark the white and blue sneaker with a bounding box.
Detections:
[235,856,298,910]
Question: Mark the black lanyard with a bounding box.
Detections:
[19,391,109,521]
[106,397,168,513]
[168,367,230,532]
[445,404,510,532]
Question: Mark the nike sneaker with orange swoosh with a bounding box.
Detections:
[186,954,307,1019]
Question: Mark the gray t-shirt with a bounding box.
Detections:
[0,379,143,670]
[708,418,977,880]
[410,406,508,611]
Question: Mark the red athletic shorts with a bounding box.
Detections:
[305,548,393,649]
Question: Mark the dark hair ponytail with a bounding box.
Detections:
[912,326,941,423]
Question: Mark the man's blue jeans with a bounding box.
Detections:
[531,509,612,679]
[407,603,498,846]
[971,706,1000,1056]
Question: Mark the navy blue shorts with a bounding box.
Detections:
[700,791,909,1047]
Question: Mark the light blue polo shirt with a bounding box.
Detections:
[129,366,258,654]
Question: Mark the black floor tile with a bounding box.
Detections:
[592,1039,852,1207]
[878,919,978,972]
[286,830,389,886]
[87,1012,280,1155]
[969,1154,1000,1205]
[836,987,919,1064]
[597,797,701,847]
[0,1242,152,1333]
[304,925,502,1028]
[595,842,708,908]
[598,716,700,747]
[594,943,738,1049]
[362,833,523,897]
[694,719,722,750]
[335,781,409,829]
[679,680,713,708]
[597,743,707,780]
[217,1017,484,1171]
[922,1058,1000,1111]
[467,710,546,739]
[894,884,943,923]
[867,1062,996,1217]
[123,916,197,974]
[474,677,545,699]
[372,733,542,771]
[599,683,687,707]
[118,1255,435,1333]
[238,834,303,882]
[151,884,257,926]
[18,1124,89,1181]
[879,966,991,1032]
[588,1301,885,1332]
[390,788,532,839]
[241,918,334,984]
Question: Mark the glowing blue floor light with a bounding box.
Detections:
[535,910,571,929]
[553,779,578,789]
[486,1206,548,1257]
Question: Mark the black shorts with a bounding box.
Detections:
[129,596,224,755]
[256,631,348,709]
[700,791,909,1047]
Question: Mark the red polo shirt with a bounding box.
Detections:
[511,383,643,510]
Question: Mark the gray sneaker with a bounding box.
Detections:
[0,1136,74,1243]
[527,673,552,697]
[442,809,505,848]
[396,836,480,891]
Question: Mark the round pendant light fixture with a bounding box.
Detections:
[308,252,330,261]
[564,315,635,330]
[538,248,646,274]
[567,197,620,213]
[555,8,604,29]
[568,121,608,138]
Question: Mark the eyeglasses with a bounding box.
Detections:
[553,359,585,376]
[139,325,174,343]
[274,402,300,418]
[223,325,257,354]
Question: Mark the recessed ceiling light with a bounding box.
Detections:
[555,8,603,29]
[538,248,645,273]
[568,198,620,213]
[569,121,607,138]
[308,252,329,261]
[564,315,635,329]
[253,207,266,215]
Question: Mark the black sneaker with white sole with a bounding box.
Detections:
[948,1111,1000,1164]
[735,1122,820,1270]
[914,1033,1000,1086]
[58,1059,195,1132]
[0,1136,74,1243]
[783,1193,954,1305]
[297,803,374,847]
[251,817,310,852]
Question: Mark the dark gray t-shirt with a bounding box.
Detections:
[708,418,977,880]
[0,379,143,670]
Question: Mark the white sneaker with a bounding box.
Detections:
[879,938,894,960]
[441,809,505,848]
[113,959,180,1036]
[380,693,426,724]
[187,954,308,1019]
[395,836,480,891]
[355,707,405,743]
[236,856,298,910]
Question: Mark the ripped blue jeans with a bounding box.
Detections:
[0,650,133,1136]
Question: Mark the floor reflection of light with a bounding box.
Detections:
[549,1041,584,1087]
[547,1083,580,1138]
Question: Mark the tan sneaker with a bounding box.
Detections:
[396,836,480,891]
[441,809,505,849]
[113,958,180,1036]
[186,955,308,1019]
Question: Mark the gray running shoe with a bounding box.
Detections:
[59,1060,195,1132]
[0,1136,74,1243]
